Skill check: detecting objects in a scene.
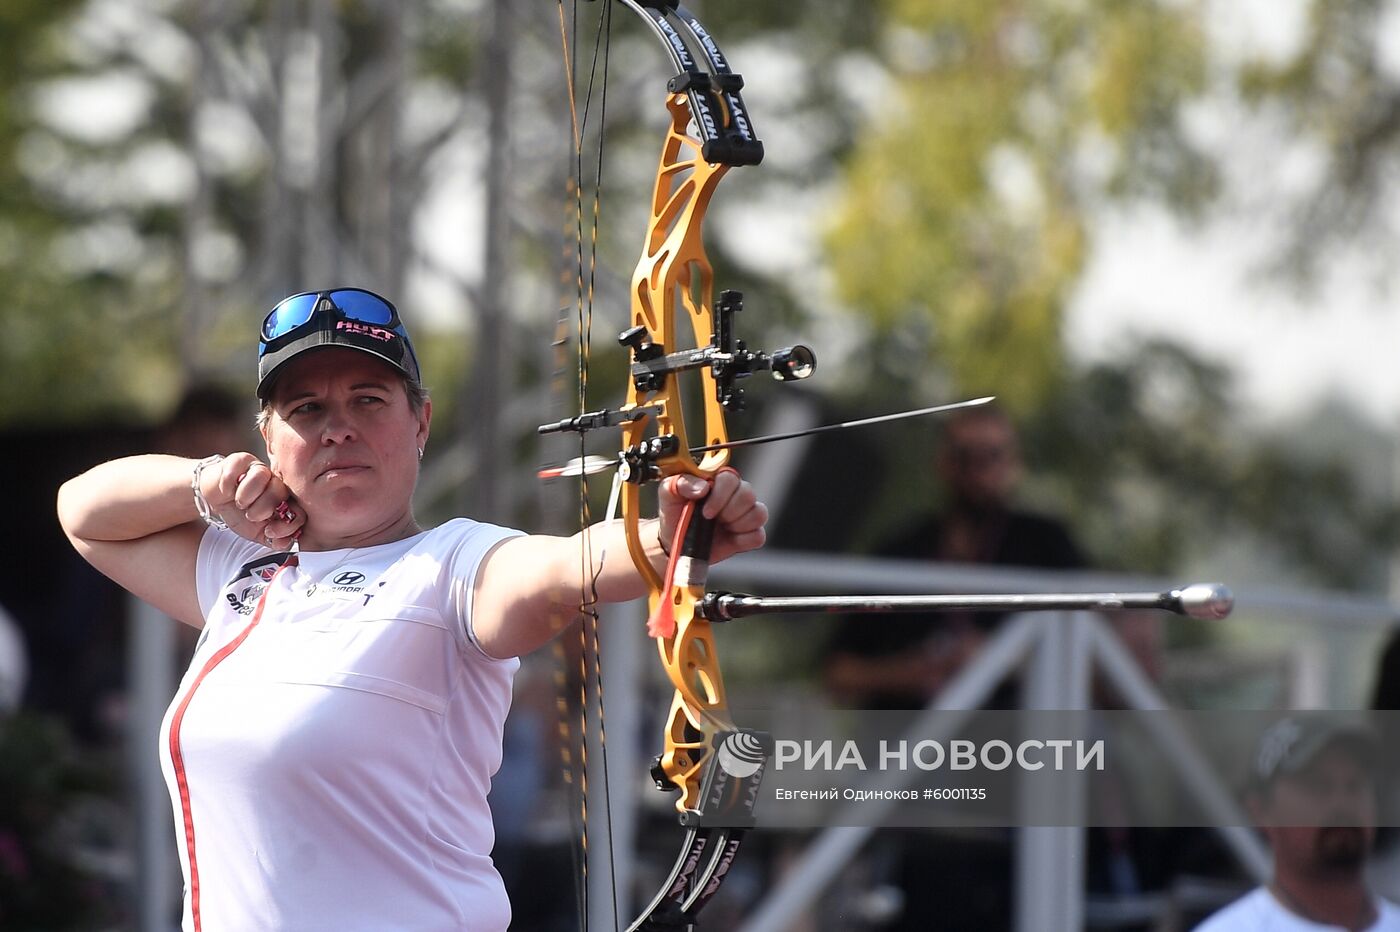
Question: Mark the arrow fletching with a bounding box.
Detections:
[537,455,618,480]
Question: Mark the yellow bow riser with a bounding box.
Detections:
[619,90,738,816]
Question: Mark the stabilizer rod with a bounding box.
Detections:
[698,583,1234,622]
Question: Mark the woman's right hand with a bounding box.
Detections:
[200,452,305,549]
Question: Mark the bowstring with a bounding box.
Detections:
[555,1,619,928]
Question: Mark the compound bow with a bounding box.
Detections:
[546,3,789,927]
[544,3,1233,929]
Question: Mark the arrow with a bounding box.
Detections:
[536,396,996,479]
[690,396,995,453]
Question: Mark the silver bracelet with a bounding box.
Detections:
[191,454,229,528]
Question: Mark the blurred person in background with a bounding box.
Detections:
[825,403,1086,709]
[157,386,252,462]
[1369,630,1400,901]
[151,385,254,665]
[1195,716,1400,931]
[821,403,1088,930]
[56,287,767,931]
[821,404,1196,927]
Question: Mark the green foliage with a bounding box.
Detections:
[1234,0,1400,282]
[0,1,186,426]
[1,274,181,426]
[825,0,1213,414]
[418,16,479,88]
[0,0,84,207]
[1021,339,1400,588]
[805,0,1400,587]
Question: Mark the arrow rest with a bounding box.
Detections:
[620,435,679,484]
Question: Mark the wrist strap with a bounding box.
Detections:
[191,455,228,528]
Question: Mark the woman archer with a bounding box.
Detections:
[57,287,767,931]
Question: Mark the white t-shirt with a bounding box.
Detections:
[1195,887,1400,931]
[159,519,522,932]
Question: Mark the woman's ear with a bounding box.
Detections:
[417,397,432,448]
[260,418,276,471]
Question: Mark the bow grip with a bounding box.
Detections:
[673,465,740,583]
[676,498,716,574]
[648,470,734,639]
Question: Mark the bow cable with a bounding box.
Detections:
[555,1,622,927]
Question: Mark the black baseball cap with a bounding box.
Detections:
[256,288,421,400]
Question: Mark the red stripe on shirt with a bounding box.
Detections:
[167,558,295,932]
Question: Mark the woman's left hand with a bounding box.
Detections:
[656,469,768,565]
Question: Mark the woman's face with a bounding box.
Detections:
[261,348,430,548]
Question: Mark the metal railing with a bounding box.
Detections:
[705,551,1397,931]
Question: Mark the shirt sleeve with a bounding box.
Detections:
[442,520,526,662]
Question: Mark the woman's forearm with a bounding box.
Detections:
[568,516,669,605]
[57,454,202,543]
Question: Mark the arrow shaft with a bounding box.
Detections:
[690,396,995,453]
[538,396,997,478]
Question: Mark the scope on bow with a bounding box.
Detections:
[621,289,817,413]
[768,345,816,382]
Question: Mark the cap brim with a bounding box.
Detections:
[257,328,418,400]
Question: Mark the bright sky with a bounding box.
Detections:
[1069,0,1400,428]
[1067,204,1400,428]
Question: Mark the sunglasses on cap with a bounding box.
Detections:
[255,288,422,400]
[259,288,407,348]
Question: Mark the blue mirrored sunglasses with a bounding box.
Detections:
[259,288,403,351]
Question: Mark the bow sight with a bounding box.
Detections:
[623,290,815,410]
[539,289,815,484]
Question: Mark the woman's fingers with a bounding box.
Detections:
[655,469,767,563]
[233,462,274,512]
[203,454,304,547]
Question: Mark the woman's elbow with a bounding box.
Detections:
[56,475,98,542]
[56,478,82,537]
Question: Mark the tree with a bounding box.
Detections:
[1234,0,1400,286]
[815,0,1400,584]
[0,1,498,427]
[825,0,1214,413]
[0,0,151,425]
